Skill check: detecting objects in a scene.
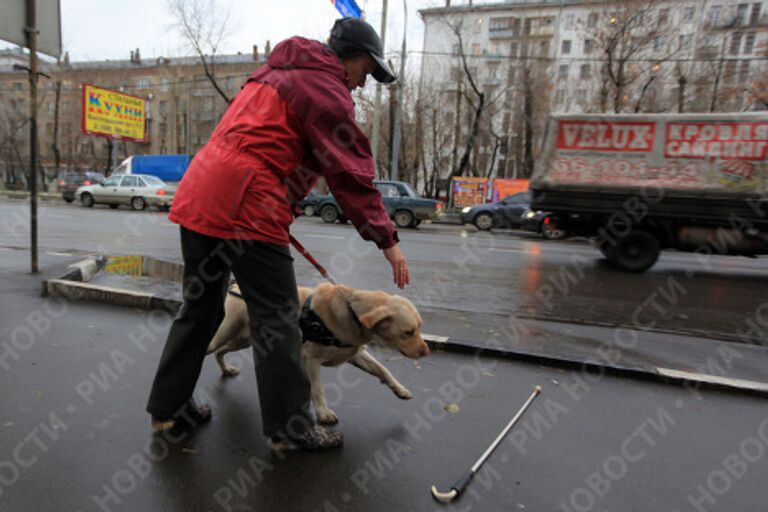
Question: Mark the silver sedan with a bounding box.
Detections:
[76,174,174,211]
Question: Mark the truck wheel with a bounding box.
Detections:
[473,213,494,231]
[320,205,339,223]
[303,205,316,217]
[394,210,414,228]
[131,196,147,211]
[606,230,660,272]
[80,193,94,208]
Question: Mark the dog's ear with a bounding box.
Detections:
[358,305,392,329]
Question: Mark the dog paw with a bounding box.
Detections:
[394,387,413,400]
[316,409,339,425]
[221,366,240,377]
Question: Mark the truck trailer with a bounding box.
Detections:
[530,113,768,272]
[111,154,190,182]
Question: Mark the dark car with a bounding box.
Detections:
[59,172,105,202]
[316,180,445,228]
[460,191,531,230]
[521,209,570,240]
[298,191,323,217]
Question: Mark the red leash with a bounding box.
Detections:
[289,235,338,285]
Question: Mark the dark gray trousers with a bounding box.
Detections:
[146,226,312,438]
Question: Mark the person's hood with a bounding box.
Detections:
[267,37,347,83]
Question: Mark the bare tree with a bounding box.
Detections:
[587,1,677,113]
[167,0,233,104]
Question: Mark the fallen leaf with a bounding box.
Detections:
[33,390,43,398]
[482,371,495,377]
[443,403,460,414]
[551,379,559,386]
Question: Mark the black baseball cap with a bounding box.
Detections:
[329,17,396,84]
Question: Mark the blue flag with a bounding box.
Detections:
[332,0,362,18]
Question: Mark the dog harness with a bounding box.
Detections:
[228,288,356,349]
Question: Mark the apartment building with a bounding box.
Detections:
[0,47,266,186]
[419,0,768,179]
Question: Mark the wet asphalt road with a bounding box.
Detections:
[1,198,767,347]
[1,251,768,512]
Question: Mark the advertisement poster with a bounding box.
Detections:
[82,84,147,141]
[534,115,768,193]
[491,179,529,202]
[451,177,488,207]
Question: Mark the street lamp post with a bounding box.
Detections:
[371,0,388,175]
[389,0,407,182]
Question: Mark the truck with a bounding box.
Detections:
[530,113,768,272]
[110,154,191,182]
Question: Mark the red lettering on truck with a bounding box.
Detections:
[556,121,655,152]
[665,122,768,160]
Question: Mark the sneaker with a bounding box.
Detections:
[270,425,344,452]
[151,398,212,435]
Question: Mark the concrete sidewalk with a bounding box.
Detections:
[2,249,768,512]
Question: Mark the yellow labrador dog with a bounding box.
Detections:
[206,282,430,424]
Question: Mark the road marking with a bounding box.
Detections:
[303,234,346,240]
[47,251,76,257]
[488,248,524,253]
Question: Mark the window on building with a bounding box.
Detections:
[584,38,594,54]
[511,18,521,36]
[452,44,460,56]
[489,42,500,56]
[488,62,499,79]
[489,17,512,31]
[450,66,460,82]
[159,100,168,114]
[658,8,670,25]
[738,60,750,81]
[203,97,214,111]
[161,79,169,92]
[730,32,742,54]
[555,89,565,104]
[509,42,518,58]
[14,82,23,90]
[654,36,665,51]
[580,64,592,79]
[561,39,572,54]
[539,40,549,56]
[750,3,762,25]
[558,65,569,79]
[63,101,70,113]
[564,14,575,29]
[47,102,54,115]
[587,12,598,28]
[472,44,482,56]
[736,3,749,25]
[137,78,150,88]
[474,18,483,34]
[709,5,722,25]
[743,32,756,53]
[679,34,692,49]
[724,61,737,81]
[683,6,695,22]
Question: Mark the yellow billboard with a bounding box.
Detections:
[82,84,146,141]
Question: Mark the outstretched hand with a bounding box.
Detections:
[383,244,410,289]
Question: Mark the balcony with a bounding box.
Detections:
[488,29,520,40]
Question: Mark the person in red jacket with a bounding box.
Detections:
[146,18,408,451]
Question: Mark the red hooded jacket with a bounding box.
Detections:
[168,37,398,249]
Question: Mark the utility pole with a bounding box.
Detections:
[371,0,388,176]
[26,0,39,273]
[389,0,407,182]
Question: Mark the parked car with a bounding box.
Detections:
[521,209,570,240]
[460,191,531,230]
[298,191,324,217]
[316,180,445,228]
[76,174,174,211]
[59,172,105,203]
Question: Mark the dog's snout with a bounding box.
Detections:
[420,344,430,357]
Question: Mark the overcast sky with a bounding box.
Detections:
[1,0,456,63]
